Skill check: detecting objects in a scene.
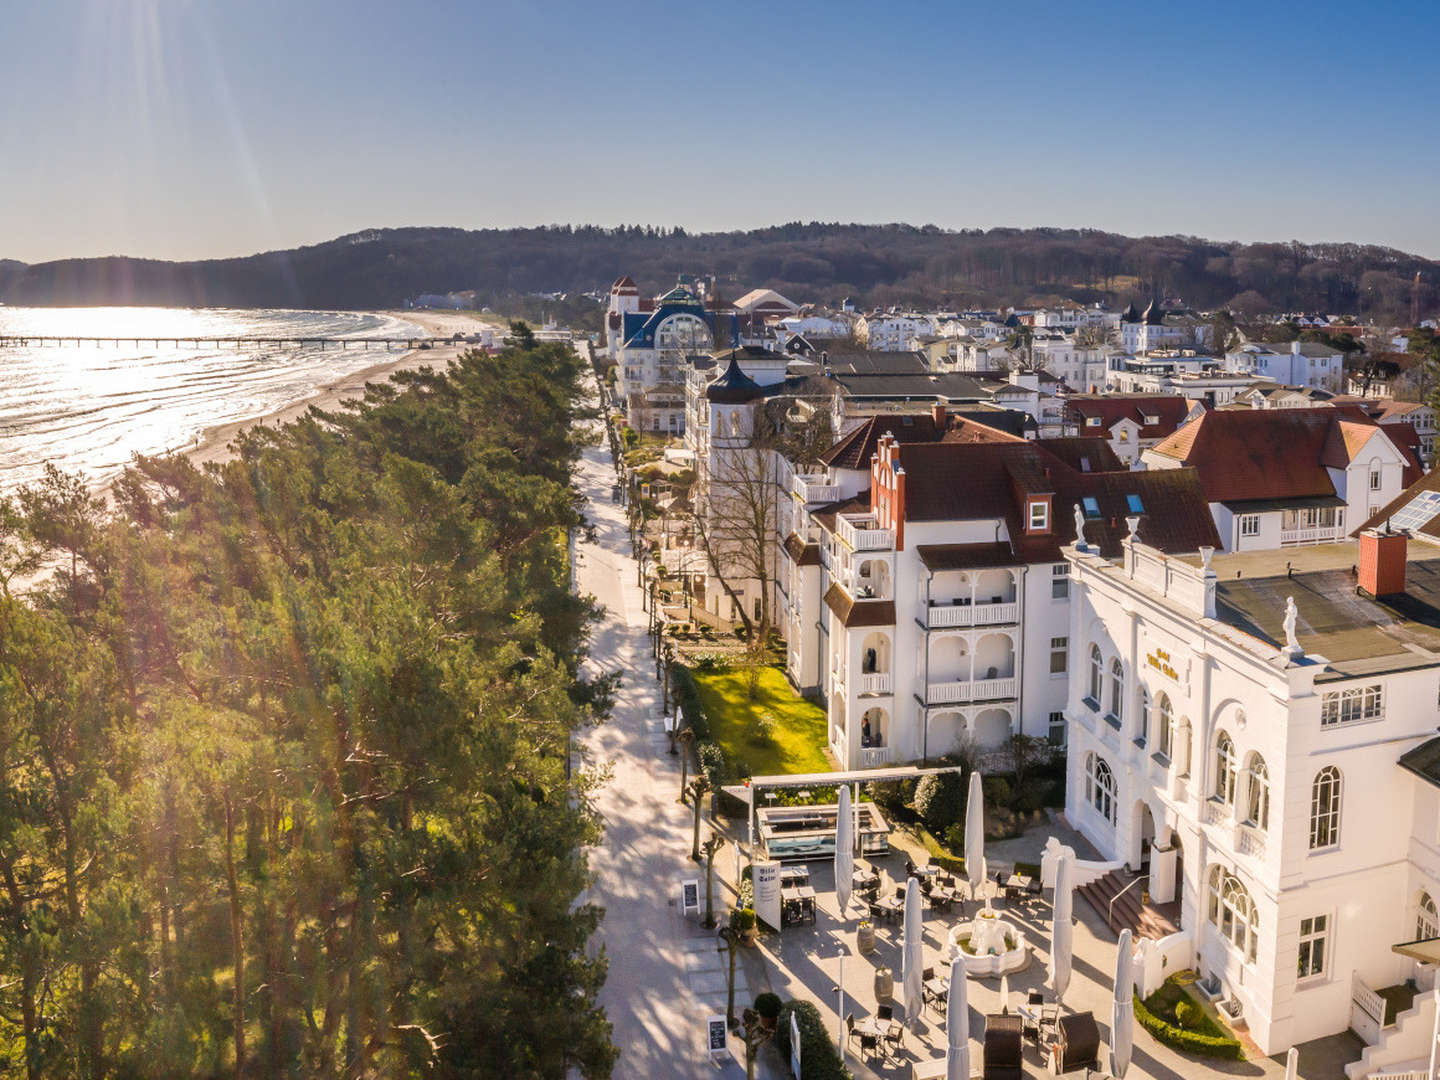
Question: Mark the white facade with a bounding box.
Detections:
[1225,342,1345,393]
[1032,337,1108,392]
[1064,535,1440,1058]
[856,313,935,351]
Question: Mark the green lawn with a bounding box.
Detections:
[692,665,832,776]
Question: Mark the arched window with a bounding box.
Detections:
[1244,753,1270,831]
[1157,694,1173,758]
[1138,689,1151,746]
[1089,645,1104,704]
[1310,766,1342,849]
[1085,752,1116,824]
[1207,865,1259,962]
[1419,892,1439,942]
[1213,731,1237,805]
[1110,660,1125,722]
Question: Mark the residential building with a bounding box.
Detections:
[1119,301,1214,354]
[1063,529,1440,1060]
[856,313,934,351]
[1063,395,1194,467]
[1142,407,1417,552]
[780,414,1217,771]
[1225,341,1346,393]
[1032,335,1108,392]
[610,274,714,434]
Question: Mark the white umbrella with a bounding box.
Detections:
[999,973,1010,1016]
[903,887,925,1031]
[1048,853,1073,1005]
[964,771,986,898]
[1284,1047,1299,1080]
[835,785,854,919]
[1111,929,1135,1078]
[946,952,970,1080]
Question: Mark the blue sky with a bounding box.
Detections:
[2,0,1438,263]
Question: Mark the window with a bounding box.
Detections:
[1082,497,1101,519]
[1320,684,1383,726]
[1052,563,1070,599]
[1029,500,1049,532]
[1050,637,1068,675]
[1088,645,1104,705]
[1213,731,1237,806]
[1117,429,1130,443]
[1207,866,1259,962]
[1086,416,1101,427]
[1085,752,1116,823]
[1418,892,1439,942]
[1370,466,1382,491]
[1126,494,1144,514]
[1297,914,1329,979]
[1157,693,1174,758]
[1143,414,1160,426]
[1048,711,1067,748]
[1137,689,1151,746]
[1244,753,1270,831]
[1239,514,1260,538]
[1109,660,1125,724]
[1309,766,1342,849]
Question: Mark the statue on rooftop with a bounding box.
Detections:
[1073,503,1088,550]
[1283,596,1300,654]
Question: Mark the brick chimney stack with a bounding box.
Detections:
[1358,527,1408,598]
[932,402,947,429]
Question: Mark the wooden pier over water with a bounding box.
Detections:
[0,335,438,350]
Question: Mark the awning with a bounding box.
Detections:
[1220,495,1346,513]
[916,542,1016,572]
[721,764,964,805]
[1392,937,1440,964]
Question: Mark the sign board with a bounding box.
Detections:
[706,1014,728,1059]
[1145,646,1179,682]
[681,879,700,917]
[789,1011,802,1078]
[753,860,782,932]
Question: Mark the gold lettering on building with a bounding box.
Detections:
[1146,647,1178,681]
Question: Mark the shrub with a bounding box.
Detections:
[621,426,640,449]
[1174,1001,1201,1030]
[775,999,854,1080]
[865,780,908,816]
[943,823,965,851]
[1134,990,1243,1060]
[983,776,1013,807]
[753,992,782,1021]
[697,740,728,784]
[750,712,776,746]
[914,771,967,835]
[730,907,756,933]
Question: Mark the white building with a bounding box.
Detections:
[856,313,935,351]
[1142,406,1417,552]
[1225,341,1346,393]
[609,274,714,434]
[1119,301,1214,354]
[1064,528,1440,1062]
[1032,335,1108,392]
[1063,395,1195,468]
[779,416,1217,770]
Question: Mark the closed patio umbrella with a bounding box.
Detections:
[1048,853,1073,1006]
[1111,929,1135,1078]
[946,952,970,1080]
[964,771,986,898]
[1285,1047,1299,1080]
[835,785,853,919]
[903,887,925,1031]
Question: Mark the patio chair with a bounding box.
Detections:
[1048,1012,1100,1075]
[868,901,885,923]
[1021,992,1045,1041]
[845,1013,858,1051]
[925,981,949,1014]
[878,1005,904,1051]
[983,1014,1023,1080]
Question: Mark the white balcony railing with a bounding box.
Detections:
[1280,525,1347,546]
[860,746,892,768]
[858,672,893,694]
[1202,800,1227,826]
[837,515,893,551]
[792,474,841,504]
[926,601,1019,628]
[925,676,1017,705]
[1236,823,1267,860]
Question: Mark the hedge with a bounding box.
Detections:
[774,1000,853,1080]
[1133,992,1244,1059]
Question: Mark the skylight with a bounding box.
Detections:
[1082,497,1101,518]
[1126,494,1144,514]
[1388,489,1440,533]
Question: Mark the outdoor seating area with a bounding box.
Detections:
[755,800,891,861]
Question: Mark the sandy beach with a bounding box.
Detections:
[181,309,504,472]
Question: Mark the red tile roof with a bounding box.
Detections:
[819,411,1022,470]
[1064,395,1192,440]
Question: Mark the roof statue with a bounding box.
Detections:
[1074,502,1089,550]
[1282,596,1301,656]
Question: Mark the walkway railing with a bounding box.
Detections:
[1108,874,1148,935]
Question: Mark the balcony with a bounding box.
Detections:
[925,676,1017,704]
[1202,799,1228,826]
[1236,823,1267,860]
[858,672,892,694]
[860,746,892,768]
[793,474,841,504]
[1280,524,1347,546]
[837,514,893,551]
[926,600,1019,628]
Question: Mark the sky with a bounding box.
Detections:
[3,0,1439,264]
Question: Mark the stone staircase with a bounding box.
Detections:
[1077,869,1181,941]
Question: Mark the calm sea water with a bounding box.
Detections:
[0,307,425,490]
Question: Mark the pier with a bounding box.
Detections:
[0,335,438,350]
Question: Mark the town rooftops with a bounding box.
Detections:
[705,354,765,403]
[1399,736,1440,792]
[829,372,992,401]
[1065,395,1193,439]
[1356,468,1440,542]
[819,410,1026,470]
[1175,542,1440,679]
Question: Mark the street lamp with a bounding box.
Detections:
[662,641,677,718]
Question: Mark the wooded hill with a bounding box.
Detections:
[2,223,1437,322]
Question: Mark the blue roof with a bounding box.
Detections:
[621,297,711,349]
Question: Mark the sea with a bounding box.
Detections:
[0,306,426,491]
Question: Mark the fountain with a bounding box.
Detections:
[949,907,1029,977]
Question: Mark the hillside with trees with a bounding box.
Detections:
[2,223,1437,322]
[0,332,617,1078]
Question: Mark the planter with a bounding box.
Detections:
[874,966,894,1003]
[857,921,876,955]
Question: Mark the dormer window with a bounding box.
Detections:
[1029,500,1049,532]
[1082,497,1101,519]
[1143,414,1160,425]
[1086,417,1102,427]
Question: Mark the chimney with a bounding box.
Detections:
[932,402,947,428]
[1358,527,1407,598]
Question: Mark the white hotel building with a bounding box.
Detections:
[1064,527,1440,1067]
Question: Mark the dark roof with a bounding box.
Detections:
[822,583,895,628]
[1221,495,1346,513]
[823,349,928,375]
[1032,437,1124,473]
[1144,299,1165,325]
[1400,736,1440,791]
[818,411,1025,470]
[831,372,992,401]
[812,493,871,533]
[783,533,821,566]
[705,354,765,403]
[1148,407,1389,504]
[1065,395,1192,440]
[916,542,1016,571]
[1120,302,1140,323]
